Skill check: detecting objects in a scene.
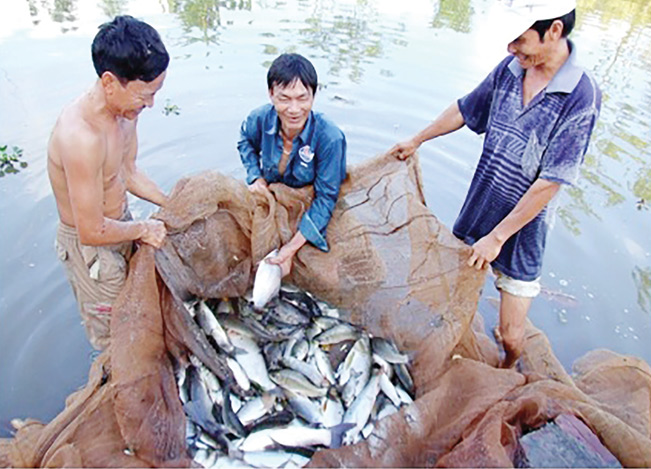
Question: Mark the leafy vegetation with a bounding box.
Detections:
[0,145,28,177]
[163,99,182,116]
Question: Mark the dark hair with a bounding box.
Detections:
[531,9,576,41]
[92,15,169,83]
[267,53,318,96]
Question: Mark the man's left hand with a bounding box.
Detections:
[266,231,307,277]
[468,233,503,271]
[266,244,295,277]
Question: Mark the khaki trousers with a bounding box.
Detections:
[54,213,133,350]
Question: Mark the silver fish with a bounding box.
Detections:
[378,371,402,408]
[227,356,251,392]
[284,389,324,426]
[269,301,311,326]
[361,421,375,440]
[237,393,277,426]
[196,300,235,354]
[338,335,372,406]
[288,338,310,361]
[241,450,310,468]
[192,357,224,405]
[222,385,247,437]
[372,353,394,378]
[316,301,340,318]
[228,329,276,391]
[395,385,414,406]
[281,356,326,388]
[312,316,342,331]
[238,420,353,452]
[314,323,360,345]
[183,300,198,317]
[371,337,409,364]
[313,345,336,385]
[183,282,417,468]
[375,399,399,421]
[269,369,328,398]
[394,362,414,395]
[321,393,345,428]
[342,371,382,444]
[252,250,282,309]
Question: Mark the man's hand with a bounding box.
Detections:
[266,244,295,277]
[248,178,269,195]
[140,219,167,248]
[266,231,307,277]
[390,137,420,161]
[468,232,503,271]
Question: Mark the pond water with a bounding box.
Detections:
[0,0,649,438]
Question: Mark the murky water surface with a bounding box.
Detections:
[1,0,649,437]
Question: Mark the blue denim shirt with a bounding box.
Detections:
[455,42,601,281]
[238,104,347,252]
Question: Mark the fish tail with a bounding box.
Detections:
[330,423,355,449]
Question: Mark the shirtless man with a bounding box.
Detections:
[47,15,169,350]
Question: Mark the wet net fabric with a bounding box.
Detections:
[1,152,650,467]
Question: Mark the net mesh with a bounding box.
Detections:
[2,152,649,467]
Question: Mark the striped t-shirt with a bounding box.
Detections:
[454,42,601,281]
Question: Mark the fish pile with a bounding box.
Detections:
[176,285,415,468]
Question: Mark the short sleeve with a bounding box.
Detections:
[540,108,599,186]
[457,58,510,134]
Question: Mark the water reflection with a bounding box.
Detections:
[1,0,651,440]
[554,0,651,236]
[296,0,406,83]
[26,0,78,31]
[167,0,251,46]
[431,0,474,33]
[99,0,130,18]
[633,266,651,315]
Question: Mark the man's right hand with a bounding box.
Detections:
[390,138,420,160]
[140,220,167,248]
[248,177,269,195]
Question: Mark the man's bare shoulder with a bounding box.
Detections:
[49,99,106,168]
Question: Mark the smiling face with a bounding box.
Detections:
[103,70,166,120]
[507,29,549,69]
[269,79,314,137]
[507,19,564,70]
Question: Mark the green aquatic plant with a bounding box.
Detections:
[431,0,474,33]
[163,100,181,116]
[0,145,28,177]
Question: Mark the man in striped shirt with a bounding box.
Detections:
[391,0,601,368]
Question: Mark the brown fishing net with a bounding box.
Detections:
[1,152,650,467]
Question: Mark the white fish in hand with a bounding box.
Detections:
[252,249,282,309]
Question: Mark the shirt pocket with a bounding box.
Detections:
[521,131,544,181]
[292,159,316,185]
[96,248,128,288]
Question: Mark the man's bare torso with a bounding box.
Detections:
[47,92,137,228]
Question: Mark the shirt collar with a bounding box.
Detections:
[507,40,583,94]
[266,107,315,144]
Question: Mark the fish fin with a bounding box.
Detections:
[231,345,249,356]
[330,423,356,449]
[267,441,316,459]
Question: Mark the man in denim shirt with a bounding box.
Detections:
[391,0,600,368]
[238,53,347,276]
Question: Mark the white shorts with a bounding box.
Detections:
[493,269,541,298]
